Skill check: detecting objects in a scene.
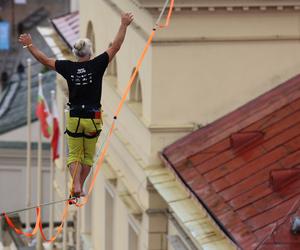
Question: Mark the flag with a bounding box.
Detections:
[36,83,51,138]
[51,95,60,161]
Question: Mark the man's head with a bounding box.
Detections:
[72,38,93,59]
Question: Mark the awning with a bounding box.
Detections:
[50,11,79,49]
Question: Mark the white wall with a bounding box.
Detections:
[0,148,51,223]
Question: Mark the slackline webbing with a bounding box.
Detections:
[1,0,175,243]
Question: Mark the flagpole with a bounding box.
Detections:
[63,108,68,250]
[26,58,32,229]
[76,208,81,250]
[37,73,43,250]
[49,90,55,250]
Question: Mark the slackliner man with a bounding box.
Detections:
[18,12,134,197]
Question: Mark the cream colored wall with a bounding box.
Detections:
[91,171,143,250]
[79,0,163,166]
[91,162,170,250]
[152,40,300,125]
[152,11,300,125]
[78,1,300,250]
[155,11,300,39]
[90,172,105,250]
[79,4,300,164]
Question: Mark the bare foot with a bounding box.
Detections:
[69,162,83,197]
[80,165,91,192]
[73,184,81,197]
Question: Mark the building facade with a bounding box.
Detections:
[53,0,300,249]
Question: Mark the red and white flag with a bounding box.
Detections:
[51,94,60,161]
[36,83,51,138]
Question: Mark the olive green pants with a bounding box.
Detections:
[66,112,102,166]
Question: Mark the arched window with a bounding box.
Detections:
[106,42,118,77]
[86,21,96,53]
[129,68,142,103]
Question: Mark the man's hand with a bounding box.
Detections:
[18,33,33,47]
[121,13,134,26]
[18,33,55,70]
[106,12,133,62]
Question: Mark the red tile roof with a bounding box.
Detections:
[161,74,300,249]
[51,11,79,49]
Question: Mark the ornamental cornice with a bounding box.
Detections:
[131,0,300,12]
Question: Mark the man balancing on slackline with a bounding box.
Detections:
[18,12,134,197]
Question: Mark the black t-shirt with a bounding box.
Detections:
[55,52,109,107]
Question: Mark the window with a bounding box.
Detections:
[86,21,96,54]
[128,218,139,250]
[105,185,115,250]
[106,42,118,77]
[129,68,142,102]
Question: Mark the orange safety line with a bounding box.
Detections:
[73,1,175,208]
[4,204,69,243]
[75,120,116,207]
[114,30,155,118]
[159,0,175,28]
[39,202,69,242]
[39,151,82,241]
[4,207,41,237]
[1,0,175,243]
[76,0,175,208]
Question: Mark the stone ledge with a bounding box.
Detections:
[135,0,300,10]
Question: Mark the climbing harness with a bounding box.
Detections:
[65,118,102,139]
[65,103,102,139]
[1,0,175,243]
[68,103,102,119]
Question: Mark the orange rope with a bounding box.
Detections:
[159,0,175,28]
[76,0,175,208]
[2,0,175,242]
[114,30,155,118]
[3,207,41,237]
[39,202,69,242]
[75,120,116,207]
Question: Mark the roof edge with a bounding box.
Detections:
[160,151,240,248]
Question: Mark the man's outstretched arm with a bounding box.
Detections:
[18,33,56,70]
[106,12,134,62]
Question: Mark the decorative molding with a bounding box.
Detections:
[0,141,51,150]
[147,164,236,249]
[117,178,143,215]
[133,0,300,13]
[134,0,300,8]
[152,35,300,45]
[103,0,149,40]
[148,123,196,133]
[0,167,22,172]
